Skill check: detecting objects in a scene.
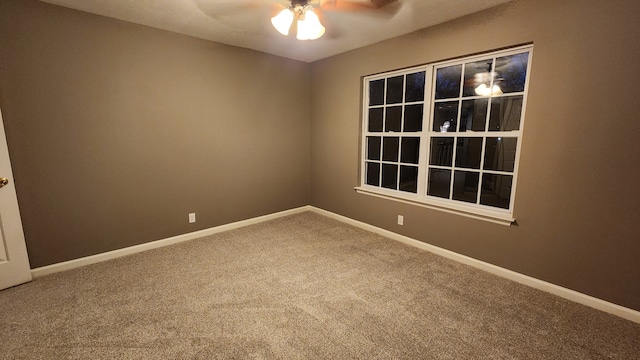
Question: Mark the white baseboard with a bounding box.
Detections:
[309,206,640,324]
[31,205,639,324]
[31,206,312,278]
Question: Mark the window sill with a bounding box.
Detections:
[354,187,515,226]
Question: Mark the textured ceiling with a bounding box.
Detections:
[37,0,513,63]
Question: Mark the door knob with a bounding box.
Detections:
[0,178,9,188]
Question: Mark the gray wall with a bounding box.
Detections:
[309,0,640,311]
[0,0,310,267]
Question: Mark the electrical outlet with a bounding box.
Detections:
[397,215,404,226]
[189,213,196,223]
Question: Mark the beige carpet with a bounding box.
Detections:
[1,212,638,359]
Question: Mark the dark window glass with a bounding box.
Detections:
[366,137,381,161]
[399,166,418,193]
[427,168,451,198]
[455,137,483,169]
[404,104,423,132]
[382,137,400,162]
[433,101,458,132]
[368,108,384,132]
[489,96,523,131]
[366,162,380,186]
[495,52,528,94]
[386,76,404,104]
[480,174,513,209]
[385,106,402,132]
[405,71,426,102]
[463,59,493,97]
[453,171,479,203]
[460,99,488,132]
[369,79,385,106]
[401,137,420,164]
[484,137,517,172]
[435,65,462,99]
[429,137,454,167]
[382,164,398,189]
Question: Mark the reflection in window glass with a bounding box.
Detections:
[453,171,479,203]
[401,137,420,164]
[399,166,418,193]
[484,137,517,172]
[364,66,427,197]
[463,59,494,97]
[429,137,454,166]
[382,164,398,189]
[435,65,462,99]
[385,106,402,132]
[495,52,528,94]
[367,137,381,161]
[460,99,488,132]
[489,96,523,131]
[369,79,385,106]
[433,101,458,132]
[368,108,383,132]
[366,162,380,186]
[404,104,423,132]
[386,76,404,104]
[428,168,451,198]
[405,71,426,102]
[481,174,513,209]
[455,137,483,169]
[382,137,400,162]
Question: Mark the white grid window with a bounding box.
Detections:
[358,46,533,224]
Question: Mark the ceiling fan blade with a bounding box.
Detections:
[192,0,271,19]
[319,0,398,10]
[318,0,401,18]
[370,0,399,8]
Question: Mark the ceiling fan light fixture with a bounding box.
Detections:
[475,83,503,96]
[271,8,294,35]
[296,7,325,40]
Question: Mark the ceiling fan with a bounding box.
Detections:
[271,0,400,40]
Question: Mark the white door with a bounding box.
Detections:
[0,107,31,290]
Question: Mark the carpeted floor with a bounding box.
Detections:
[1,212,639,359]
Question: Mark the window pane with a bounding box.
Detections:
[463,59,494,97]
[427,168,451,198]
[433,101,458,132]
[385,106,402,132]
[405,71,426,102]
[382,164,398,189]
[399,166,418,193]
[484,137,517,172]
[401,137,420,164]
[368,108,384,132]
[489,96,523,131]
[496,52,528,94]
[404,104,423,132]
[453,171,479,203]
[366,162,380,186]
[435,65,462,99]
[366,137,381,161]
[369,79,385,106]
[429,137,454,166]
[455,137,483,169]
[481,174,513,209]
[382,137,400,162]
[460,99,488,132]
[386,75,404,104]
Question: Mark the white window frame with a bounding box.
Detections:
[356,45,533,225]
